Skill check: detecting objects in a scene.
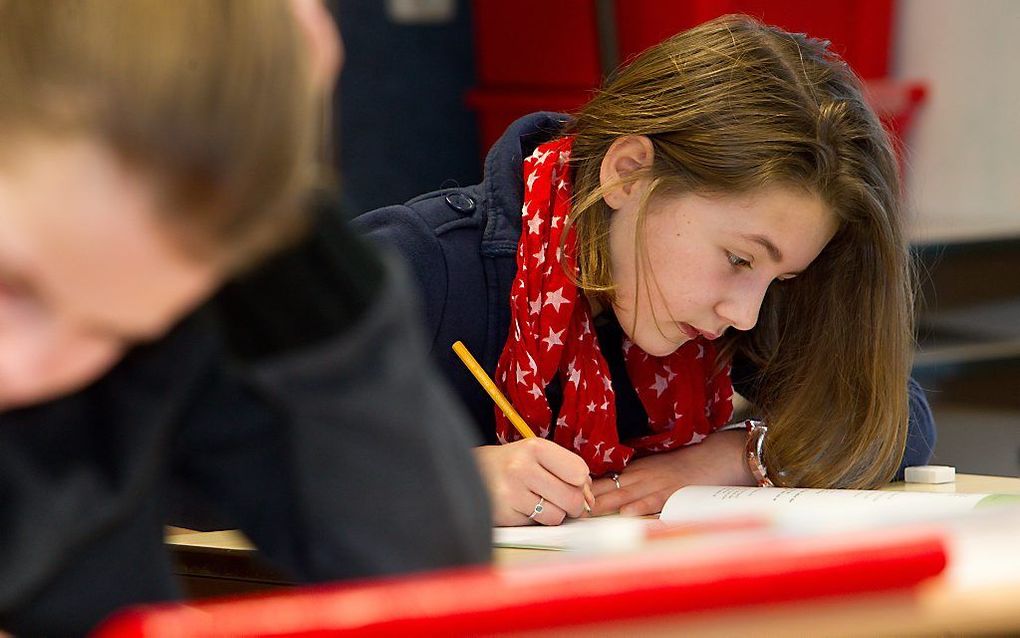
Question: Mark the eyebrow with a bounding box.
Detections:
[740,233,784,264]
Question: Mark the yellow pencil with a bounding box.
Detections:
[451,340,594,513]
[451,340,536,438]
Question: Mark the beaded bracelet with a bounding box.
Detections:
[743,420,775,487]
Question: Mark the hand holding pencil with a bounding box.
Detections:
[452,341,596,526]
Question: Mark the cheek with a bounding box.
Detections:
[642,235,713,315]
[0,306,124,408]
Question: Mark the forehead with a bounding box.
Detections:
[692,186,837,260]
[709,186,832,229]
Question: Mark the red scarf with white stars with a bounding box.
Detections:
[494,137,735,476]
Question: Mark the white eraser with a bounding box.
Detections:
[904,465,956,484]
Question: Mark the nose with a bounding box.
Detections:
[715,282,768,332]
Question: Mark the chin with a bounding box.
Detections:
[634,335,689,358]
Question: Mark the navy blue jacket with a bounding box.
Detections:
[354,112,936,475]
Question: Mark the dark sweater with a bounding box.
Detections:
[0,195,492,635]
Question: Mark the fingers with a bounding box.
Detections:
[527,439,594,513]
[524,463,589,518]
[476,440,593,526]
[591,473,672,517]
[532,439,591,488]
[514,490,567,526]
[591,475,621,498]
[590,473,634,516]
[620,492,672,517]
[591,484,632,516]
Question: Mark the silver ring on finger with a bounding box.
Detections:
[609,472,622,489]
[527,496,546,520]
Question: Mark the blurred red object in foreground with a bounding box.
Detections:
[96,528,944,637]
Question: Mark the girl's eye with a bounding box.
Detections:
[727,252,752,269]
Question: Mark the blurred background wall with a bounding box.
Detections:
[897,0,1020,232]
[332,0,480,214]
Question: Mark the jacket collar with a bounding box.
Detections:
[480,112,570,255]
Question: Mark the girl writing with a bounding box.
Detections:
[355,15,935,526]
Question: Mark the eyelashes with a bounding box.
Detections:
[726,251,752,270]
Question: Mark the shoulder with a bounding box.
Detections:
[353,187,489,346]
[353,187,484,261]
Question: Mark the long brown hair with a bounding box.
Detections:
[564,15,913,488]
[0,0,320,269]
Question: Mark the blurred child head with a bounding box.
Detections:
[0,0,338,408]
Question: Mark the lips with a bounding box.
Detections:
[679,322,701,340]
[680,322,720,341]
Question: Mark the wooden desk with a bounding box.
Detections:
[167,474,1020,636]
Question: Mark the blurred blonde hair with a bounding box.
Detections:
[564,15,914,488]
[0,0,321,270]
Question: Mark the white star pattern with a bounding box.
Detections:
[587,401,597,413]
[529,383,544,400]
[573,430,587,449]
[688,432,706,445]
[544,287,569,313]
[550,215,560,229]
[527,214,543,235]
[603,376,613,391]
[521,202,531,218]
[602,447,615,463]
[515,364,529,385]
[542,327,565,351]
[529,298,542,315]
[526,170,539,190]
[650,374,669,397]
[532,247,546,267]
[569,366,581,388]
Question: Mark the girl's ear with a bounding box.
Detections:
[599,135,655,210]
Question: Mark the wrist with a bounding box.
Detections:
[706,429,757,486]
